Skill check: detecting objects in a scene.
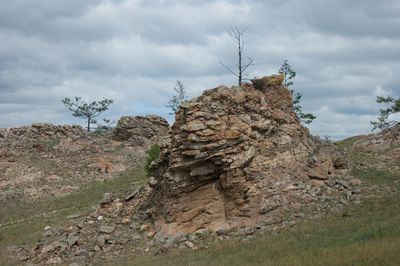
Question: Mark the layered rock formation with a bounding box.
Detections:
[113,115,169,146]
[146,74,351,234]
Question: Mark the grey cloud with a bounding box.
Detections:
[301,0,400,39]
[0,0,400,139]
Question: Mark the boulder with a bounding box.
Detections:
[113,115,169,146]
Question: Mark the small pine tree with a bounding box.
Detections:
[292,92,317,125]
[279,60,296,87]
[62,97,113,131]
[279,60,316,125]
[166,80,188,115]
[370,95,400,130]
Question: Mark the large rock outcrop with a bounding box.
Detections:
[113,115,169,146]
[146,74,351,234]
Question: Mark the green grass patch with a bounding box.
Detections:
[334,135,364,149]
[144,144,160,176]
[352,167,398,185]
[349,151,375,166]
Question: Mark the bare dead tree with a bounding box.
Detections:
[220,25,255,86]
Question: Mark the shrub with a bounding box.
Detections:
[91,118,115,136]
[144,144,160,176]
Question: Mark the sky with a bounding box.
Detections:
[0,0,399,140]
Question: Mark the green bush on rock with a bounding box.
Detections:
[145,144,160,176]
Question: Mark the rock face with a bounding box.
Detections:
[146,74,351,234]
[113,115,169,146]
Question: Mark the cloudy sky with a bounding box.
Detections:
[1,0,399,139]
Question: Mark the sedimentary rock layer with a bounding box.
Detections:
[147,74,351,234]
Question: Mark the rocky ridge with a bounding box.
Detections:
[0,123,86,141]
[0,117,168,201]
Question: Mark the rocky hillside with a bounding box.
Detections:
[0,117,168,202]
[351,124,400,173]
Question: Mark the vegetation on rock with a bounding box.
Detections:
[144,144,161,176]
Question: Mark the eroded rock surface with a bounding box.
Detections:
[146,74,352,234]
[113,115,169,146]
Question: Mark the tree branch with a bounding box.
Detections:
[219,60,239,78]
[242,57,255,72]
